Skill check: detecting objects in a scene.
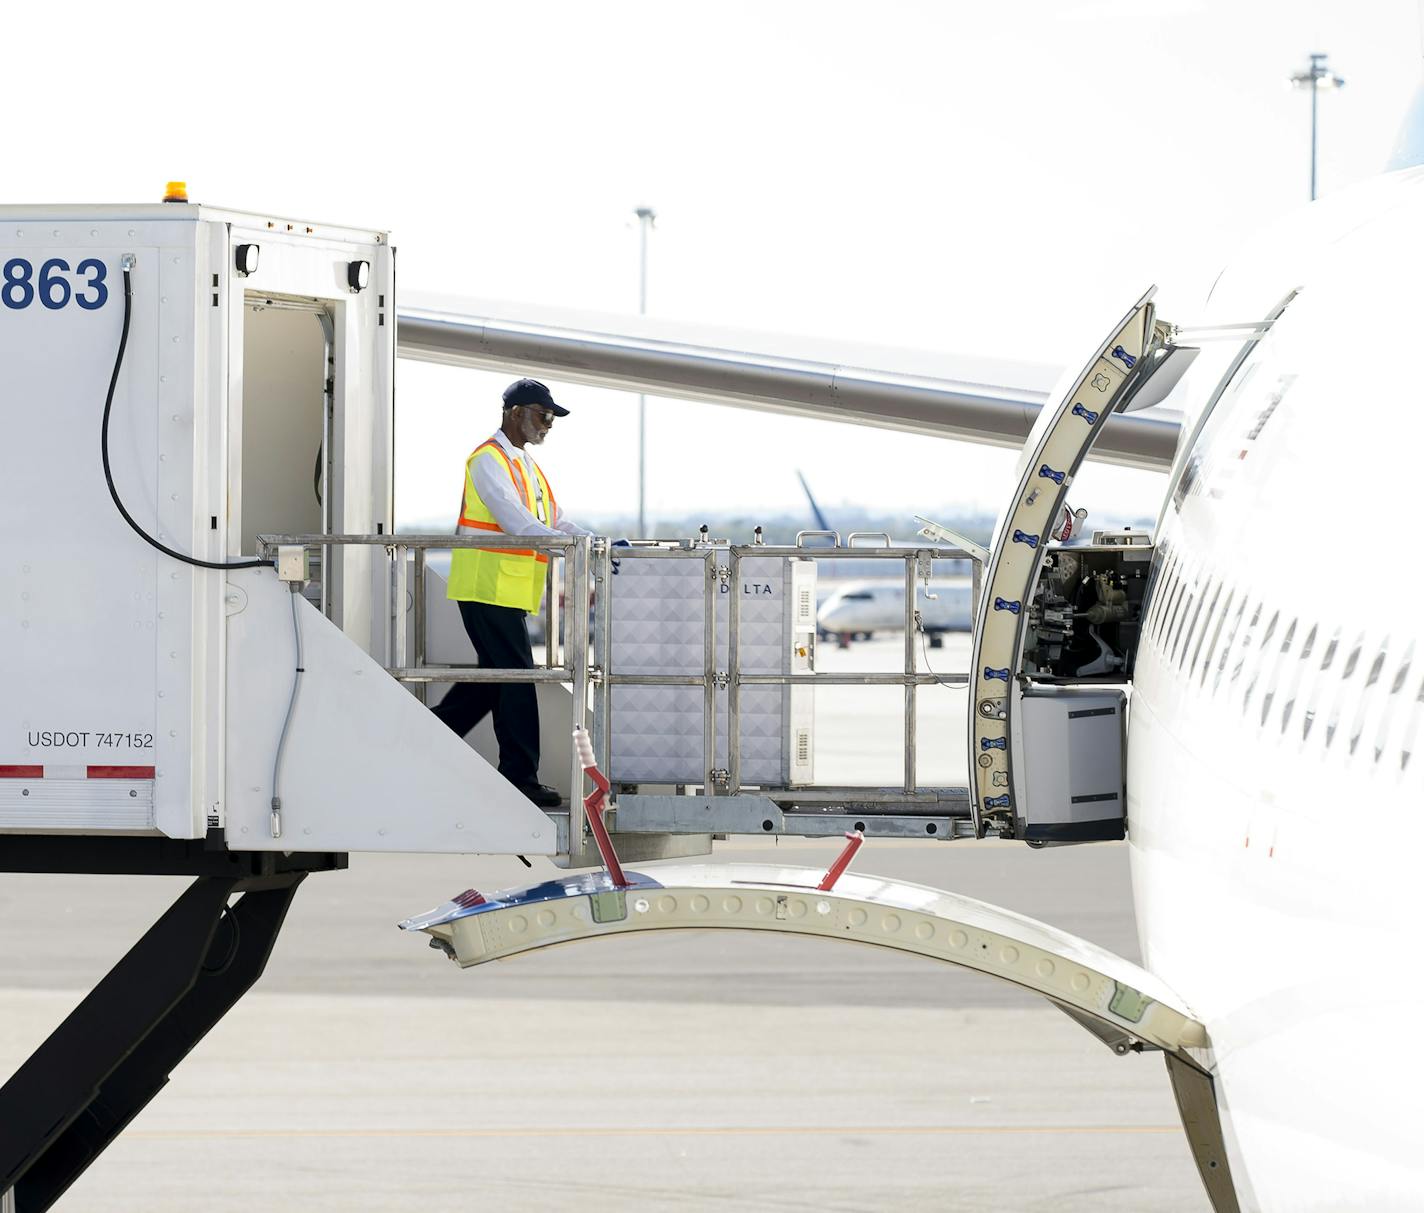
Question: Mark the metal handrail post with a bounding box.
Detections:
[567,536,591,860]
[903,553,918,794]
[703,548,718,795]
[593,539,614,777]
[544,555,558,669]
[317,311,334,621]
[727,547,742,794]
[413,547,427,704]
[560,544,574,673]
[393,542,409,674]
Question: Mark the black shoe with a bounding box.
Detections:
[517,783,562,808]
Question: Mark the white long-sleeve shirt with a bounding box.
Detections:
[468,429,591,538]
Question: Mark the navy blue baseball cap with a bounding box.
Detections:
[502,378,570,416]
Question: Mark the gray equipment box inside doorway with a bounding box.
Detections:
[1016,687,1126,843]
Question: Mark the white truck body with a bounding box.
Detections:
[0,204,555,854]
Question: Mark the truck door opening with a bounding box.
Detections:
[235,297,333,575]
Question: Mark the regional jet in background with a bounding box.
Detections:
[817,578,972,646]
[793,469,975,645]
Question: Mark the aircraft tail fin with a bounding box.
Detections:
[796,470,834,533]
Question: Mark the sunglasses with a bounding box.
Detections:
[522,406,556,425]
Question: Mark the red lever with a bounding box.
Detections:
[817,830,865,892]
[573,726,629,888]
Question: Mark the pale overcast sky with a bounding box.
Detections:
[8,1,1420,532]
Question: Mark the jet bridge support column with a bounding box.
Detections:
[0,840,340,1213]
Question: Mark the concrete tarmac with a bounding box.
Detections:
[0,843,1207,1211]
[0,637,1208,1210]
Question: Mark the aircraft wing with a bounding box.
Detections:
[396,294,1182,471]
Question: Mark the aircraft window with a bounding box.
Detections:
[840,592,875,601]
[1259,611,1280,651]
[1141,540,1174,640]
[1399,673,1424,774]
[1229,603,1263,689]
[1189,579,1223,681]
[1174,571,1209,668]
[1201,589,1236,686]
[1371,642,1410,765]
[1161,548,1186,630]
[1280,623,1317,734]
[1325,631,1366,750]
[1242,610,1279,717]
[1303,625,1341,743]
[1162,556,1198,660]
[1391,646,1413,696]
[1342,642,1362,681]
[1258,618,1296,727]
[1175,576,1210,671]
[1149,550,1181,646]
[1157,564,1189,654]
[1169,588,1197,669]
[1212,594,1248,697]
[1348,644,1389,758]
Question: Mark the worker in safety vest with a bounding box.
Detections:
[431,378,590,808]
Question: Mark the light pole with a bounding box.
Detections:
[634,205,656,538]
[1289,52,1345,201]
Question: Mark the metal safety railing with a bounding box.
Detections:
[258,530,981,854]
[589,534,980,805]
[260,531,596,846]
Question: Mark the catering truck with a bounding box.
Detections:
[0,197,558,856]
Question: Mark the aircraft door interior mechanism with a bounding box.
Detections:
[968,290,1191,843]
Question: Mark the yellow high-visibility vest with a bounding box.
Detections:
[447,439,558,612]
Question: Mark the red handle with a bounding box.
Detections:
[816,830,865,892]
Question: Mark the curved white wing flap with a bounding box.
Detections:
[399,862,1206,1060]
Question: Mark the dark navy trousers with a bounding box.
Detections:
[431,600,539,786]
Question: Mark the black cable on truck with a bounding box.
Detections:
[102,263,272,570]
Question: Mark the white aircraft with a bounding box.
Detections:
[396,162,1424,1209]
[817,577,973,645]
[1118,167,1424,1207]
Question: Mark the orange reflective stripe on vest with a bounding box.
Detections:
[447,440,556,611]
